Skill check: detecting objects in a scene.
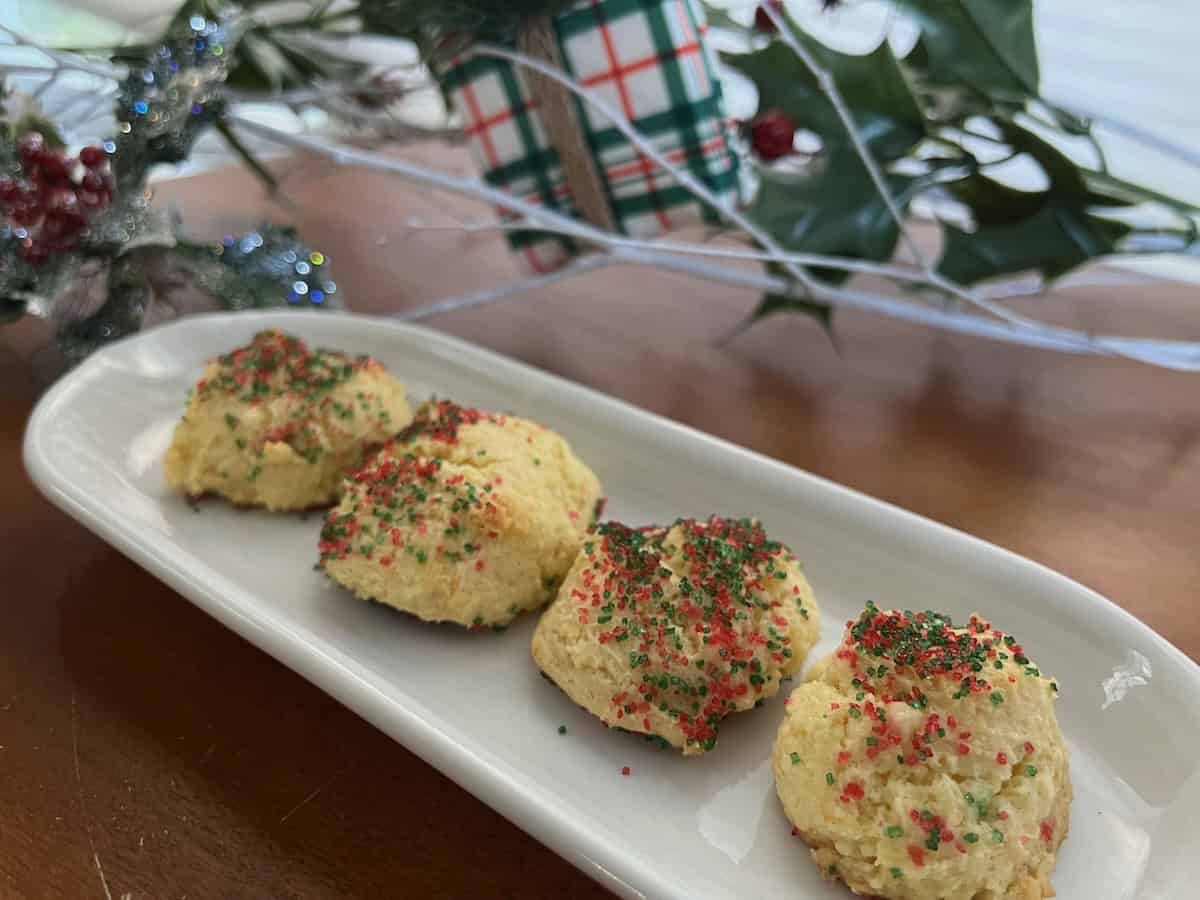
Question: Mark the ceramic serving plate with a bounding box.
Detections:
[24,311,1200,900]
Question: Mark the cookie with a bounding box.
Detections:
[532,517,820,754]
[320,400,602,627]
[773,603,1069,899]
[164,330,411,511]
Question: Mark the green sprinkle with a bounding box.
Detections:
[890,867,903,879]
[248,464,262,482]
[989,691,1004,706]
[825,772,835,786]
[992,830,1005,843]
[1026,765,1038,776]
[885,825,904,839]
[557,725,567,735]
[1050,682,1059,692]
[964,832,979,844]
[224,413,238,429]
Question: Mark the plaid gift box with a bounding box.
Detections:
[441,0,740,273]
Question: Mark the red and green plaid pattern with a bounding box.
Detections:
[442,0,740,272]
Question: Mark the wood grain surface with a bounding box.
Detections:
[2,146,1198,899]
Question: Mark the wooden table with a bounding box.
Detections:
[3,150,1199,898]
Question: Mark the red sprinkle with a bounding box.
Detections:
[996,752,1009,765]
[621,766,631,777]
[908,846,925,867]
[1024,741,1035,754]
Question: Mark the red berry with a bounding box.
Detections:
[30,153,71,184]
[750,109,797,160]
[10,203,41,226]
[16,131,45,163]
[41,209,85,242]
[754,2,783,33]
[79,145,106,168]
[0,177,24,205]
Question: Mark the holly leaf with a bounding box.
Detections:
[748,150,918,283]
[749,279,835,341]
[993,119,1086,197]
[937,119,1134,283]
[744,151,919,337]
[897,0,1038,97]
[698,3,748,33]
[938,205,1130,285]
[946,173,1046,226]
[722,32,925,161]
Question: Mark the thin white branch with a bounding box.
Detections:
[228,113,1200,369]
[469,41,824,295]
[0,24,124,81]
[761,3,929,270]
[398,254,619,320]
[396,214,945,286]
[1050,99,1200,169]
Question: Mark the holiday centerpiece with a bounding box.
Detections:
[2,0,1198,370]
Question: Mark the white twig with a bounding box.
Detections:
[398,254,619,320]
[469,41,824,295]
[1051,99,1200,169]
[0,24,124,81]
[397,214,946,286]
[760,3,929,270]
[228,113,1200,369]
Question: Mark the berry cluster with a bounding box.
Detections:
[0,132,114,264]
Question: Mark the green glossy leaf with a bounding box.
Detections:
[897,0,1038,96]
[947,173,1045,225]
[748,151,918,282]
[699,3,748,33]
[937,205,1130,285]
[993,119,1085,198]
[751,285,835,339]
[722,33,925,161]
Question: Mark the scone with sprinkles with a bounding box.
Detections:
[164,330,411,511]
[319,400,602,627]
[773,603,1069,899]
[532,517,821,755]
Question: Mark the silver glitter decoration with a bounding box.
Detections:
[179,224,342,311]
[1,6,345,368]
[112,11,242,190]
